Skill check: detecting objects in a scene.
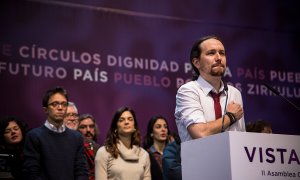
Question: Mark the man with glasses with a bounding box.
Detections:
[23,86,88,180]
[64,101,79,130]
[77,114,100,180]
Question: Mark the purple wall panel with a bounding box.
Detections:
[1,0,299,144]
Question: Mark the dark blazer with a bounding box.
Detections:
[149,152,163,180]
[162,141,182,180]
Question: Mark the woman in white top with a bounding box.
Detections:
[95,107,151,180]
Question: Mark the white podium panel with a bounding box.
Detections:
[181,131,300,180]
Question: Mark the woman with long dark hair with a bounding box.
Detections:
[95,107,151,180]
[143,115,171,180]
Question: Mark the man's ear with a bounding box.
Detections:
[192,58,200,68]
[43,107,48,115]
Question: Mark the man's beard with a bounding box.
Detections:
[210,70,225,76]
[210,64,225,76]
[85,132,95,139]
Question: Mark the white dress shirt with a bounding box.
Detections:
[44,120,66,133]
[175,76,246,142]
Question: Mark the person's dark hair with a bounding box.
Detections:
[104,107,141,158]
[78,113,99,141]
[246,120,272,133]
[0,116,29,146]
[190,35,223,80]
[42,86,68,107]
[143,115,170,150]
[169,131,181,145]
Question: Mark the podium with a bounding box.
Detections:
[181,131,300,180]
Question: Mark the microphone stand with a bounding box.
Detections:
[221,83,229,132]
[263,83,300,111]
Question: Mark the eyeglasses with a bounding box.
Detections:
[67,119,79,125]
[48,101,68,108]
[66,113,79,118]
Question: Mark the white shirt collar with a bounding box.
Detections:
[44,120,66,133]
[197,75,226,95]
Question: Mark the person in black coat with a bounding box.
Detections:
[162,133,182,180]
[0,116,29,179]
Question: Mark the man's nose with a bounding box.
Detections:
[215,53,222,60]
[57,105,64,110]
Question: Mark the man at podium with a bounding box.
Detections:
[175,35,246,142]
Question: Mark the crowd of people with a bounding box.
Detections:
[1,35,274,180]
[0,87,180,180]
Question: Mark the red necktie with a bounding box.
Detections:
[210,91,222,119]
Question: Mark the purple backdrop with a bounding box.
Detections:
[1,0,299,144]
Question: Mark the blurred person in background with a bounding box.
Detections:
[143,115,171,180]
[162,132,182,180]
[64,101,79,130]
[78,113,100,180]
[0,116,29,179]
[246,119,272,133]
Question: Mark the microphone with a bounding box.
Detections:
[263,83,300,111]
[223,82,228,92]
[221,82,229,132]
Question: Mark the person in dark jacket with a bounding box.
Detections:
[23,86,88,180]
[162,133,182,180]
[0,116,29,179]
